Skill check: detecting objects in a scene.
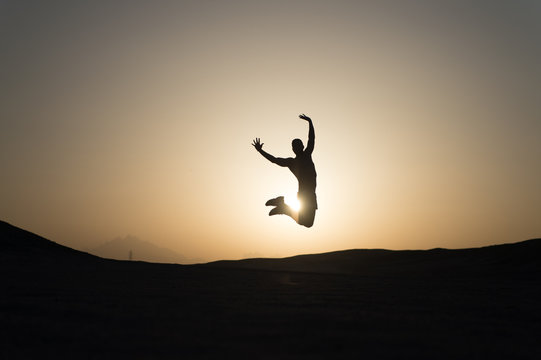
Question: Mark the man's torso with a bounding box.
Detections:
[288,153,317,193]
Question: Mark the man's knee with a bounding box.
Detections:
[301,220,314,228]
[298,211,315,228]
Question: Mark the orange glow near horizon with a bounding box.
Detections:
[0,1,540,263]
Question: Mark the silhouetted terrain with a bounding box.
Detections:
[1,220,540,359]
[90,235,189,264]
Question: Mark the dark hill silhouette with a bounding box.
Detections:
[0,220,96,263]
[206,240,541,277]
[2,219,539,275]
[2,219,541,359]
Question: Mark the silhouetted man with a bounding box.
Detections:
[252,114,317,227]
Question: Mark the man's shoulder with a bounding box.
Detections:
[275,157,294,167]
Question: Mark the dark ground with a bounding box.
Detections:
[1,220,540,359]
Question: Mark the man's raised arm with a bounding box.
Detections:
[299,114,315,154]
[252,138,290,167]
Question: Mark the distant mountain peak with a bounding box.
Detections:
[90,235,187,264]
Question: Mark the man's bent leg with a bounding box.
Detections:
[298,207,316,228]
[296,191,317,227]
[269,203,298,222]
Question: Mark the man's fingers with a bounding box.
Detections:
[251,138,264,149]
[251,138,263,148]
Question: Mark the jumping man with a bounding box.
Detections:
[252,114,317,227]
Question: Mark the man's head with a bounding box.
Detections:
[292,138,304,156]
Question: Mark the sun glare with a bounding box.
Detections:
[284,194,301,212]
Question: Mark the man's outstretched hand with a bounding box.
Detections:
[252,138,264,151]
[299,114,311,122]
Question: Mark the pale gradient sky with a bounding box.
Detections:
[1,0,540,262]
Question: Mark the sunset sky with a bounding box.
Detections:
[1,0,540,262]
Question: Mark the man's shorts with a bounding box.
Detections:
[298,191,318,211]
